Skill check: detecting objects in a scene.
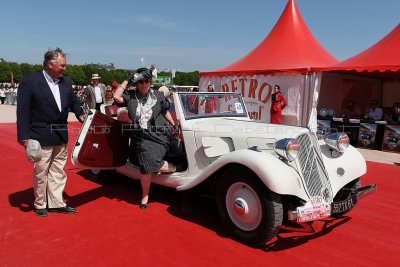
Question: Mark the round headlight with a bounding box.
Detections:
[319,108,327,117]
[275,138,300,161]
[325,133,350,152]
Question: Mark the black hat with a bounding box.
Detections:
[132,68,152,83]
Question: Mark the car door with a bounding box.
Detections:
[71,111,130,169]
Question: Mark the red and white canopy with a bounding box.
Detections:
[200,0,338,77]
[319,23,400,74]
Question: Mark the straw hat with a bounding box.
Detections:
[91,74,101,80]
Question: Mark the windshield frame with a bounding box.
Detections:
[175,92,249,120]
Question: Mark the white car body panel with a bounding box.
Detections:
[71,92,367,203]
[319,143,367,197]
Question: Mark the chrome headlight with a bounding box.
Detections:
[274,138,300,161]
[324,133,350,152]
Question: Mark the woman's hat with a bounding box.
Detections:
[132,68,152,83]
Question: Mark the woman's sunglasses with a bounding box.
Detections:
[137,79,151,84]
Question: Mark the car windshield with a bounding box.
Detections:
[177,92,248,120]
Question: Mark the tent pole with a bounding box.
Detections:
[302,73,311,127]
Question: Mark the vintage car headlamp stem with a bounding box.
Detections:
[274,138,300,161]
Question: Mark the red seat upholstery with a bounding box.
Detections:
[117,109,132,123]
[105,105,119,117]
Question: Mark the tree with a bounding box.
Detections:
[188,71,199,85]
[173,71,199,86]
[32,64,43,73]
[9,62,22,83]
[65,65,87,86]
[0,61,200,86]
[0,61,12,83]
[109,69,126,84]
[20,63,33,78]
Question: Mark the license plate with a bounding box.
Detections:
[297,196,331,222]
[331,194,357,214]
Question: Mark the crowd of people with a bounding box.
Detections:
[341,99,399,123]
[0,86,18,105]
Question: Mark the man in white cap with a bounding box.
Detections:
[85,73,106,110]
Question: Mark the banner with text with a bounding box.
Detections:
[199,74,307,125]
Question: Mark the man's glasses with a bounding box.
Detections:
[138,79,151,84]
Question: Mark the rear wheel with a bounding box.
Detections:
[216,167,283,246]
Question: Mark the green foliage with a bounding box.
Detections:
[0,61,12,83]
[20,63,33,78]
[0,61,200,86]
[173,71,199,86]
[158,71,171,76]
[9,62,22,83]
[65,65,87,85]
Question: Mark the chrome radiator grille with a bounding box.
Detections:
[296,134,333,202]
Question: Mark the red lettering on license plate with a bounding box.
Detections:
[297,196,331,222]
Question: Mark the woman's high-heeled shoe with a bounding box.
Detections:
[139,202,148,209]
[139,196,149,209]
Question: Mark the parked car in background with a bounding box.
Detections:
[72,92,376,246]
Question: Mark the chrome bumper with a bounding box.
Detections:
[288,184,377,221]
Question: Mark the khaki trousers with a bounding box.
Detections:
[33,144,68,209]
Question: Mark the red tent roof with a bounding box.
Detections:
[200,0,338,77]
[320,23,400,73]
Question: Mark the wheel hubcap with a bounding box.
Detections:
[233,198,247,215]
[226,182,262,231]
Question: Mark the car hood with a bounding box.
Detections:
[186,118,309,153]
[189,118,308,138]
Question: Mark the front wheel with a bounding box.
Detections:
[216,167,283,246]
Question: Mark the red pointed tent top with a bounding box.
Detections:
[201,0,338,77]
[322,23,400,72]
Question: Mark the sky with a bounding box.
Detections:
[0,0,398,72]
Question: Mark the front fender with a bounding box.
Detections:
[177,149,309,200]
[320,144,367,197]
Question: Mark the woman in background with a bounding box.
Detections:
[270,85,287,124]
[200,85,218,113]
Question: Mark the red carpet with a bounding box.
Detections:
[0,122,399,266]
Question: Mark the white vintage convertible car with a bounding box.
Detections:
[72,92,376,246]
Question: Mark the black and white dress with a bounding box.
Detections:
[123,89,171,174]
